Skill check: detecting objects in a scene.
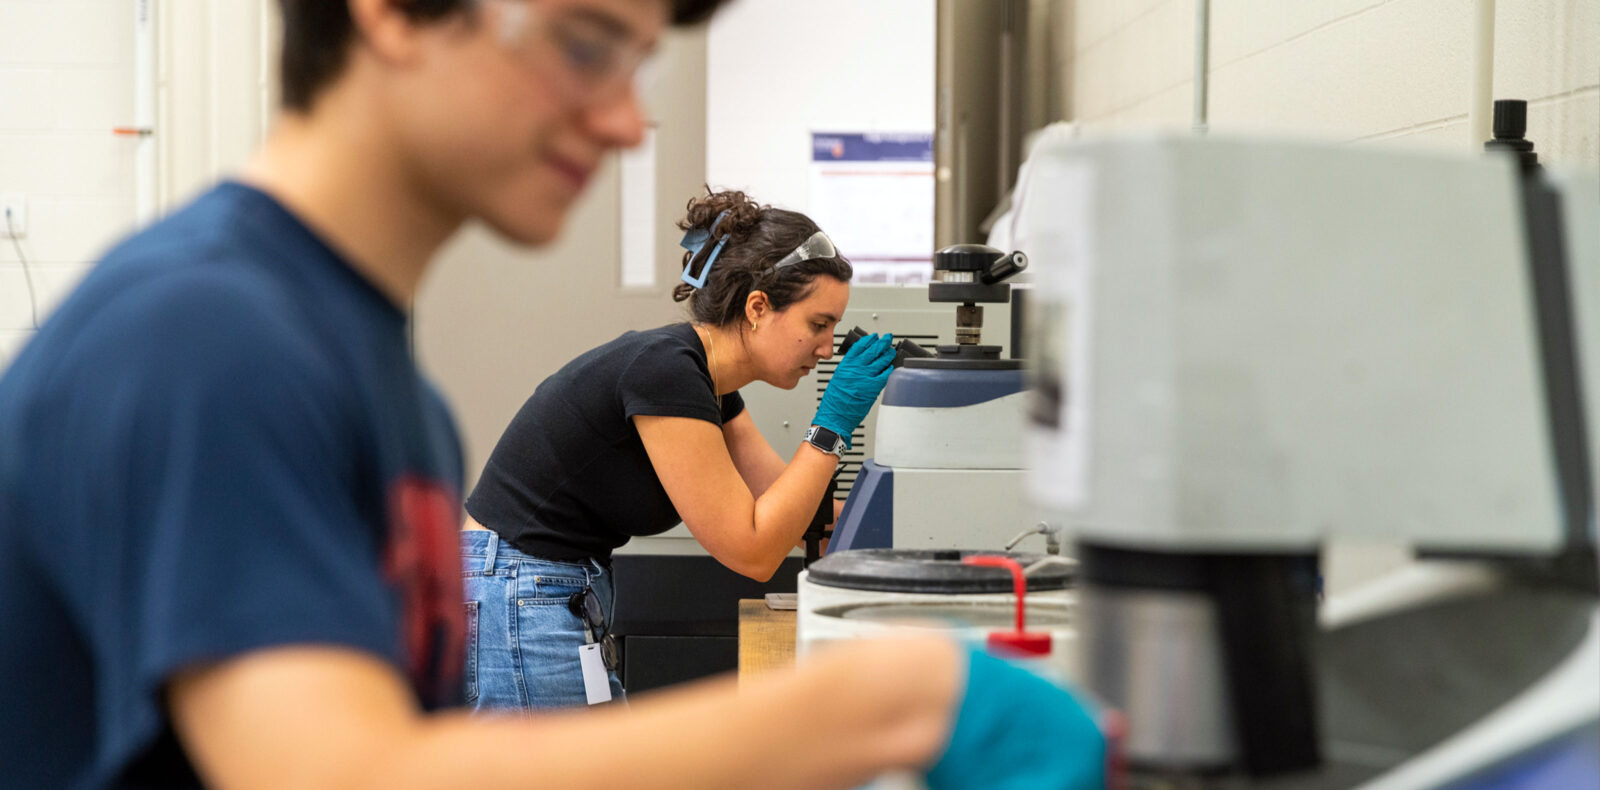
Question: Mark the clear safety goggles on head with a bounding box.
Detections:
[680,223,839,289]
[771,231,837,271]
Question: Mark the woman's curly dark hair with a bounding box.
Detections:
[673,188,852,328]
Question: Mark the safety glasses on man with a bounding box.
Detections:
[482,0,656,107]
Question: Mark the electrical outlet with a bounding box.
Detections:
[0,194,25,239]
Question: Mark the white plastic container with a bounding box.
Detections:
[796,549,1078,683]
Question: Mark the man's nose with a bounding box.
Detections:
[581,82,648,149]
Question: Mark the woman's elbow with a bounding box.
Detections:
[720,548,783,582]
[732,556,781,583]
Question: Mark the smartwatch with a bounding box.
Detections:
[804,424,849,458]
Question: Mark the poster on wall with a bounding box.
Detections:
[808,132,934,285]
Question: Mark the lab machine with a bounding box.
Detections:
[1020,110,1599,787]
[828,243,1045,553]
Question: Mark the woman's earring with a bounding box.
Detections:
[751,320,759,331]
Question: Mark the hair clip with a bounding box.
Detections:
[679,210,733,289]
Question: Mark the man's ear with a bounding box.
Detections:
[347,0,432,67]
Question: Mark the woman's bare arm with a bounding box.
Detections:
[635,414,834,580]
[722,410,789,498]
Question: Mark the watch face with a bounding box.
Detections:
[808,426,844,456]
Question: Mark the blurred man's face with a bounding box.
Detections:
[390,0,667,244]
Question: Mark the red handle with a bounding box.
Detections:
[962,554,1052,657]
[961,555,1028,632]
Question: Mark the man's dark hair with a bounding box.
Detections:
[277,0,734,112]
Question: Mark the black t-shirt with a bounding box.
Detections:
[467,323,745,561]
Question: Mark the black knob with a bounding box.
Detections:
[837,326,933,367]
[1484,98,1537,170]
[1493,99,1527,140]
[837,326,868,357]
[981,251,1028,284]
[934,243,1005,272]
[895,338,934,361]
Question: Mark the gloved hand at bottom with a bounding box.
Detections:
[924,646,1107,790]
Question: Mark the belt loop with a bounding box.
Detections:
[588,557,604,582]
[482,531,500,573]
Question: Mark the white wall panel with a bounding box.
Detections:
[1527,89,1600,165]
[0,0,272,369]
[0,1,137,365]
[1062,0,1597,166]
[0,1,129,67]
[705,0,934,211]
[1494,0,1599,102]
[1207,0,1385,68]
[1208,0,1471,140]
[0,197,134,265]
[159,0,273,210]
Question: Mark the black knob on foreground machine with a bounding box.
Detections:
[921,243,1029,370]
[1484,98,1539,171]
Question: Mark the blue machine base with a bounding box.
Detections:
[827,459,893,552]
[829,365,1025,554]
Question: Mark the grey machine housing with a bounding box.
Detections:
[1018,126,1599,787]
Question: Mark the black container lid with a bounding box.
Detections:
[807,549,1074,594]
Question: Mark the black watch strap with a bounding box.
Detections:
[804,425,848,457]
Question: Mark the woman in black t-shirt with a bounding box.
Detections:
[461,189,897,711]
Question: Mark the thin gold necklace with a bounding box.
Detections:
[699,325,721,409]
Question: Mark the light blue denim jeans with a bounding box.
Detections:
[460,530,625,711]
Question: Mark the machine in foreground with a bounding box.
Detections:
[1019,119,1599,788]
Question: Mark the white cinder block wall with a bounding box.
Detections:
[1063,0,1598,165]
[0,1,137,368]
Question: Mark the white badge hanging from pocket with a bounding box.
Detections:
[578,643,612,705]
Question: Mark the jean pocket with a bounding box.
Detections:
[525,573,587,600]
[463,600,480,704]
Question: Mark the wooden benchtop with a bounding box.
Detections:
[737,599,796,683]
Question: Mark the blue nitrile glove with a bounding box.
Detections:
[925,646,1107,790]
[812,333,895,449]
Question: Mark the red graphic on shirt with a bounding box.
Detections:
[383,476,465,705]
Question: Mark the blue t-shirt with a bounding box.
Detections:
[0,182,466,789]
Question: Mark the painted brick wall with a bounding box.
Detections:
[1061,0,1598,164]
[0,0,136,369]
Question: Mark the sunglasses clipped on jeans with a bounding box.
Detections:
[568,587,618,672]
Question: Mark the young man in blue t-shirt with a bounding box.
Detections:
[0,1,1107,788]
